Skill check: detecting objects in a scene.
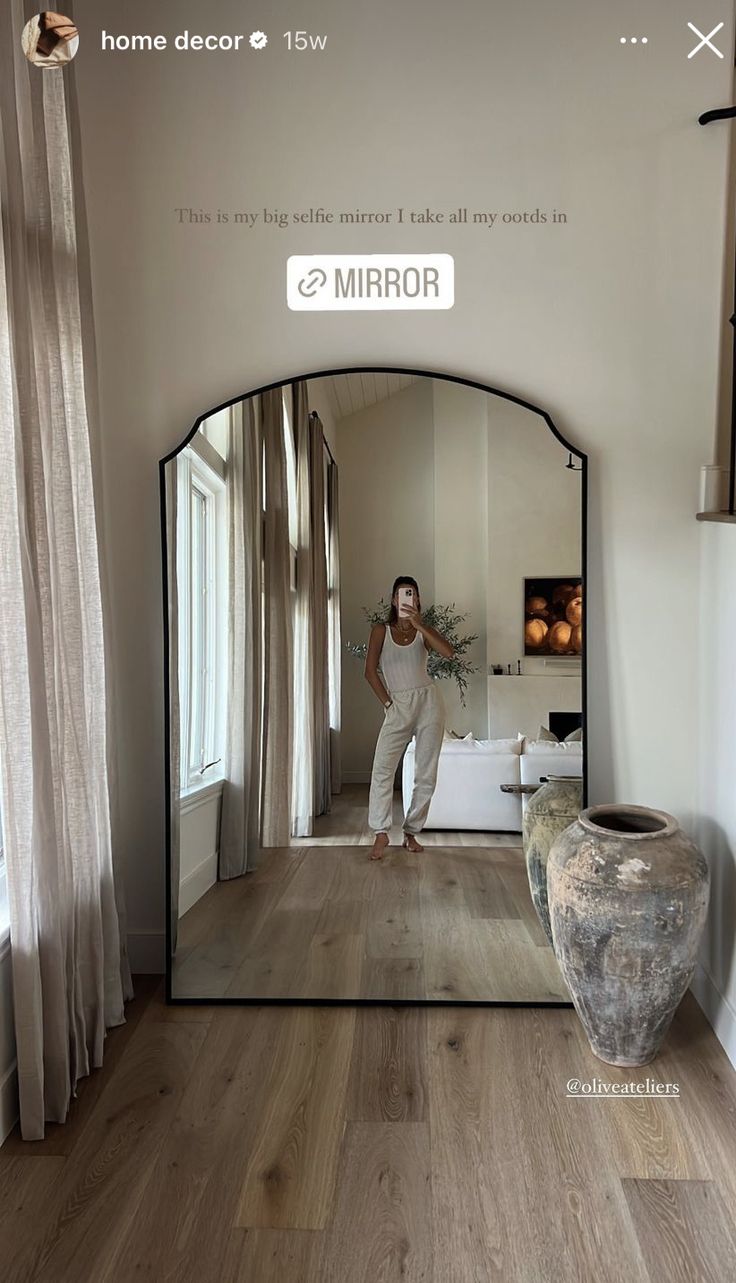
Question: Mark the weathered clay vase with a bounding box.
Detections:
[522,775,583,946]
[547,804,710,1067]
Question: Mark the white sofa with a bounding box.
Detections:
[401,735,583,833]
[520,746,583,793]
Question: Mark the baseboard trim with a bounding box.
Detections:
[342,772,371,785]
[178,851,218,916]
[691,962,736,1071]
[127,930,166,975]
[0,1059,18,1146]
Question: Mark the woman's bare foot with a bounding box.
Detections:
[369,832,390,860]
[402,833,424,853]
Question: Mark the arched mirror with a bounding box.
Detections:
[161,370,587,1004]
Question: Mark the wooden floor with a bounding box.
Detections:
[2,978,736,1280]
[284,784,522,851]
[173,786,567,1003]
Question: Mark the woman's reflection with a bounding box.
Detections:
[364,576,454,860]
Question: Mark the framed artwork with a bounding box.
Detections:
[524,577,583,655]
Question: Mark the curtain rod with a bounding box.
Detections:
[309,410,336,467]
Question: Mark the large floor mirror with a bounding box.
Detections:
[162,370,587,1003]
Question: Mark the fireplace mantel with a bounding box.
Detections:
[488,673,582,740]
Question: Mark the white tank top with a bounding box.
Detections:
[380,625,432,693]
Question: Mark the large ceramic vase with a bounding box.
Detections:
[522,775,583,946]
[547,804,710,1067]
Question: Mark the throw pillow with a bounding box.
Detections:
[565,727,583,742]
[537,725,559,742]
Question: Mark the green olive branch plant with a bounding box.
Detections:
[345,600,480,707]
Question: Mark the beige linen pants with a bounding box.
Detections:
[368,684,445,835]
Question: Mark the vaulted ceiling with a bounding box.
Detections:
[312,372,418,421]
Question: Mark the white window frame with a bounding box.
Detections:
[177,446,228,791]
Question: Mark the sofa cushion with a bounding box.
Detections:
[519,725,584,749]
[524,739,582,755]
[408,736,521,755]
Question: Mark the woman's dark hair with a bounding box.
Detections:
[387,576,420,624]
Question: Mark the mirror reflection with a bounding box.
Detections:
[166,372,585,1002]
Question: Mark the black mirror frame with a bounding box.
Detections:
[160,365,588,1007]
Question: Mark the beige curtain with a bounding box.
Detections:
[0,4,129,1139]
[291,386,332,835]
[292,384,315,836]
[309,412,332,818]
[327,459,343,795]
[260,390,294,846]
[219,399,264,876]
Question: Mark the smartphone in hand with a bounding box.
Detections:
[398,585,415,616]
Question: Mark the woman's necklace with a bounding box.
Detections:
[393,621,415,646]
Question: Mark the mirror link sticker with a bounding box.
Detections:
[286,255,455,311]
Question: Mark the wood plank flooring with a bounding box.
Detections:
[2,979,736,1280]
[174,785,567,1002]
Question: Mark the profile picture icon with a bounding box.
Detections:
[21,12,79,67]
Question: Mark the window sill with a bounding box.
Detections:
[696,511,736,524]
[180,776,225,815]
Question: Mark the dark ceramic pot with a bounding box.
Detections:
[547,804,710,1067]
[522,775,583,946]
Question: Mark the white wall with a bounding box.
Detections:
[338,378,490,775]
[338,381,435,779]
[339,377,582,772]
[178,787,221,917]
[432,381,489,735]
[71,0,734,970]
[486,397,582,669]
[692,524,736,1064]
[485,395,583,734]
[488,675,582,741]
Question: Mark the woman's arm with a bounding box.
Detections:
[404,607,455,659]
[364,623,392,704]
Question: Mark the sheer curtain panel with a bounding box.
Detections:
[260,390,294,846]
[327,458,342,796]
[0,1,129,1139]
[219,399,264,876]
[291,383,316,836]
[309,412,332,818]
[291,387,334,835]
